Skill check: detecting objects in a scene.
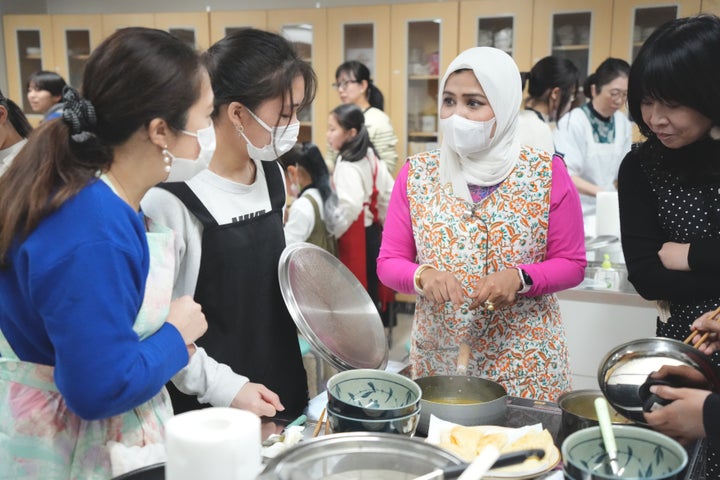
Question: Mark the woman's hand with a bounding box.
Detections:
[418,268,465,307]
[166,295,208,346]
[643,386,710,445]
[689,310,720,354]
[230,382,285,417]
[469,269,522,310]
[658,242,690,271]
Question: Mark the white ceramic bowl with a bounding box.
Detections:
[562,425,688,479]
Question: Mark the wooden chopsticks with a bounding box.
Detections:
[312,407,327,438]
[684,306,720,347]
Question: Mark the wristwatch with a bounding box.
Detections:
[515,267,533,294]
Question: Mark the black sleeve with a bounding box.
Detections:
[688,238,720,273]
[703,392,720,444]
[618,150,719,302]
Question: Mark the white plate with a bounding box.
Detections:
[425,415,561,479]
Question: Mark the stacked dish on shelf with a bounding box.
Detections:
[325,369,423,436]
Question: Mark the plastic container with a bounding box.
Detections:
[593,254,620,290]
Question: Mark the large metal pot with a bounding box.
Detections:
[258,432,464,479]
[414,374,507,436]
[414,344,507,436]
[556,389,632,446]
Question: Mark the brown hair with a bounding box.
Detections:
[0,27,203,265]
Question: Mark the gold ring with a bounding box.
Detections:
[484,300,495,311]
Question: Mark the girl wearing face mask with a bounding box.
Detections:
[142,28,316,419]
[377,47,586,402]
[328,104,394,322]
[517,56,580,154]
[553,58,632,235]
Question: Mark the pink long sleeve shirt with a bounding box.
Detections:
[377,156,586,296]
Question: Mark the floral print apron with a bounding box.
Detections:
[406,148,571,401]
[0,187,176,480]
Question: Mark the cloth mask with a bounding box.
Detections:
[440,115,496,157]
[240,108,300,161]
[166,122,216,182]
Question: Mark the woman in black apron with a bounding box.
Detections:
[142,29,317,419]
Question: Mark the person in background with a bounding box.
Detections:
[142,28,316,418]
[0,28,210,478]
[617,14,720,474]
[0,89,32,175]
[26,70,66,122]
[554,58,632,236]
[517,56,580,153]
[377,47,586,402]
[281,142,338,255]
[328,61,398,175]
[329,103,394,321]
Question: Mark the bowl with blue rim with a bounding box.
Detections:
[326,369,422,421]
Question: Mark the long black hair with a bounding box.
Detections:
[0,89,32,138]
[629,14,720,139]
[332,103,375,163]
[335,60,384,111]
[522,56,579,121]
[202,28,317,127]
[0,27,203,264]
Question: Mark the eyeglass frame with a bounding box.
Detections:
[332,79,359,90]
[607,88,628,100]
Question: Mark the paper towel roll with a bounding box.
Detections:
[165,407,261,480]
[595,191,620,238]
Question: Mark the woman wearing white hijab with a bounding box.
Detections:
[378,47,586,401]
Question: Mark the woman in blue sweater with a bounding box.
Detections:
[0,28,211,479]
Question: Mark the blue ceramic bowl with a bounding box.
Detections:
[326,406,421,436]
[326,369,422,420]
[562,425,688,479]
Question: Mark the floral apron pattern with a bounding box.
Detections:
[406,148,571,401]
[0,197,176,479]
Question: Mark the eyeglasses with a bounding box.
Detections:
[332,80,359,90]
[608,89,628,100]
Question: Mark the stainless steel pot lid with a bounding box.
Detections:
[597,337,720,425]
[278,243,388,372]
[258,432,463,480]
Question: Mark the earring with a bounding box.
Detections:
[162,145,172,173]
[234,124,244,136]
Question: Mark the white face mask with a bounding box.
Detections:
[166,121,216,182]
[440,114,496,157]
[240,107,300,161]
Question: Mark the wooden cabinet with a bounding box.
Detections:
[701,0,720,13]
[326,6,392,112]
[531,0,612,81]
[610,0,701,62]
[50,15,103,90]
[3,14,54,122]
[267,8,329,151]
[389,2,458,162]
[101,14,154,38]
[458,0,534,72]
[209,10,267,43]
[154,13,211,52]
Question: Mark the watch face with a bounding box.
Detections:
[522,269,533,285]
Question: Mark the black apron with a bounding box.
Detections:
[161,161,308,418]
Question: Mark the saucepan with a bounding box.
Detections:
[556,389,633,446]
[597,337,720,425]
[414,343,507,436]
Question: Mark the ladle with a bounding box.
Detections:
[594,397,622,476]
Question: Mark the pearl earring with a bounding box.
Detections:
[234,124,244,135]
[162,146,172,173]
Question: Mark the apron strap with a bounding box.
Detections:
[159,182,218,228]
[260,160,286,212]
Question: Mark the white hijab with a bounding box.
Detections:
[438,47,522,202]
